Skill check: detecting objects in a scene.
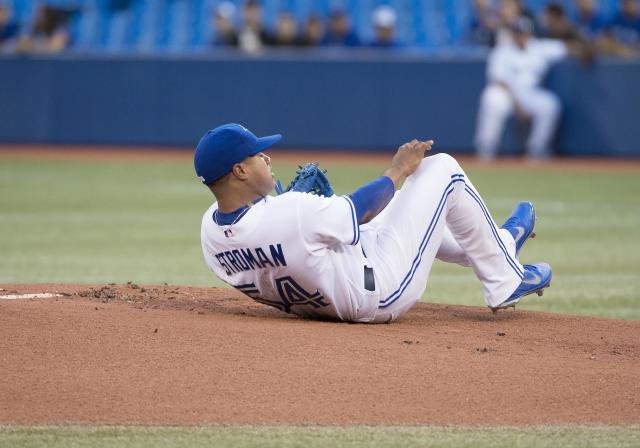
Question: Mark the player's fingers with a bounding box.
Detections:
[414,140,432,153]
[424,140,434,151]
[418,139,433,147]
[412,140,430,155]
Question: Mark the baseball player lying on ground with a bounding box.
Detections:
[195,123,551,323]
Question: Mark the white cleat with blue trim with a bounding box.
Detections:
[491,262,552,312]
[501,201,536,256]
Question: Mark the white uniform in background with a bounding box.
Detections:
[201,154,522,323]
[475,38,568,159]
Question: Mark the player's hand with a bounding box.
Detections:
[392,139,433,176]
[384,139,434,189]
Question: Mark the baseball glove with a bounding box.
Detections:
[275,162,334,197]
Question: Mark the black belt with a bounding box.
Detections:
[362,248,375,292]
[364,266,375,291]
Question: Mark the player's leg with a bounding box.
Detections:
[362,153,524,322]
[474,84,514,160]
[520,88,561,159]
[435,227,471,266]
[436,225,517,267]
[437,199,536,264]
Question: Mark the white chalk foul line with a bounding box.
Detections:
[0,293,63,300]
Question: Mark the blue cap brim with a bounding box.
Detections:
[251,134,282,154]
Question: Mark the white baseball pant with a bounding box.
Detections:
[358,153,523,323]
[474,84,561,159]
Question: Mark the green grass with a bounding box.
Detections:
[1,156,639,319]
[1,425,639,448]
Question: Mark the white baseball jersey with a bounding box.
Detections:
[201,154,525,324]
[487,39,568,96]
[201,192,378,321]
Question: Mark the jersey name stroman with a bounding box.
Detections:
[201,192,377,321]
[214,243,287,276]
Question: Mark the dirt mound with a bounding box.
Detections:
[1,283,638,426]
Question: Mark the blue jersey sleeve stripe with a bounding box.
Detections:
[342,195,360,245]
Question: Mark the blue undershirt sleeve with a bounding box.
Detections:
[348,176,395,224]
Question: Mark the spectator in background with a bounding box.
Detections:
[542,3,594,61]
[265,11,298,46]
[573,0,606,39]
[0,5,19,50]
[16,5,71,54]
[468,0,499,47]
[298,15,325,47]
[474,17,569,160]
[541,3,582,43]
[323,9,360,47]
[212,1,239,47]
[599,0,640,56]
[238,0,269,53]
[370,5,400,47]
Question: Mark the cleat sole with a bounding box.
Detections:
[489,282,550,313]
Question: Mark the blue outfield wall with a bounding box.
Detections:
[0,52,638,156]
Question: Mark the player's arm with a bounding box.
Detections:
[349,139,433,224]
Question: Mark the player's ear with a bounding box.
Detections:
[231,162,249,180]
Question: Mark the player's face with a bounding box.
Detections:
[244,152,275,195]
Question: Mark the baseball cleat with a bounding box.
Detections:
[490,262,552,312]
[501,201,536,255]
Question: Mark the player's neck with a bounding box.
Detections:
[215,192,262,213]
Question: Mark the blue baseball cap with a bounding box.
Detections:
[194,123,282,185]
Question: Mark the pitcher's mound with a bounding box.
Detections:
[1,283,638,426]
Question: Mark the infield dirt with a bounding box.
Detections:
[1,283,639,426]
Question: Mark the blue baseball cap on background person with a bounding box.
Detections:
[194,123,282,185]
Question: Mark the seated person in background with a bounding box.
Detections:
[0,5,20,50]
[474,17,569,160]
[370,5,400,48]
[573,0,606,39]
[211,1,239,47]
[264,11,298,47]
[323,9,360,47]
[16,5,71,54]
[599,0,640,56]
[298,15,325,47]
[468,0,500,47]
[238,0,269,53]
